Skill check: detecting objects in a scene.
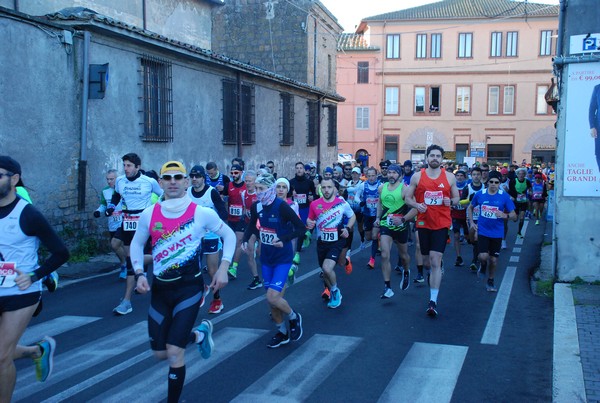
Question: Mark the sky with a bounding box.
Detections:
[318,0,561,33]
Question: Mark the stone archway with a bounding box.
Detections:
[522,126,556,153]
[401,127,450,152]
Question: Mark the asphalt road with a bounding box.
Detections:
[15,219,553,402]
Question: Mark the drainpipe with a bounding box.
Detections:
[236,71,242,158]
[313,16,318,86]
[316,99,322,173]
[78,31,90,210]
[13,0,18,11]
[142,0,147,30]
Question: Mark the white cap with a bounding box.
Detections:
[351,167,361,174]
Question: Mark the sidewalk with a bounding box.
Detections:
[58,253,121,280]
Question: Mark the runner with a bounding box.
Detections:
[306,178,356,308]
[359,167,381,269]
[131,161,235,403]
[186,165,228,314]
[375,164,416,299]
[225,163,247,279]
[274,177,301,284]
[289,162,316,250]
[508,167,532,238]
[0,156,69,402]
[451,170,469,267]
[405,145,460,317]
[240,170,262,289]
[378,160,390,183]
[108,153,163,315]
[242,173,306,348]
[462,167,484,272]
[345,167,366,249]
[531,173,547,225]
[205,161,230,200]
[93,169,127,279]
[499,168,511,249]
[468,171,517,291]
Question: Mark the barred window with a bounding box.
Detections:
[240,84,255,145]
[307,101,319,147]
[140,56,173,142]
[327,105,337,147]
[280,93,294,146]
[357,62,369,84]
[222,80,255,145]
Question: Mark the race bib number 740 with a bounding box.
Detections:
[123,214,140,231]
[0,262,17,288]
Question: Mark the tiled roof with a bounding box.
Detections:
[363,0,558,22]
[43,7,344,101]
[337,33,380,51]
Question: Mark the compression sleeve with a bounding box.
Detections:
[211,189,228,221]
[242,202,260,243]
[130,206,154,272]
[278,202,307,243]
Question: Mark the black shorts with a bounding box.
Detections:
[201,237,222,254]
[228,220,247,233]
[111,228,124,241]
[417,227,448,255]
[452,218,468,234]
[363,216,376,232]
[317,238,345,267]
[148,274,205,350]
[0,291,41,314]
[379,226,409,244]
[120,228,135,246]
[514,202,529,214]
[477,235,502,258]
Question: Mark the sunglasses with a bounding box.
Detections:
[267,166,274,169]
[488,180,500,184]
[162,174,185,181]
[189,174,203,178]
[230,170,241,175]
[481,169,489,172]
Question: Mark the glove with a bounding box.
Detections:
[359,201,366,207]
[105,204,115,216]
[93,211,101,218]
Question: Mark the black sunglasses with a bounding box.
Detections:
[189,174,203,178]
[488,180,500,184]
[162,174,185,181]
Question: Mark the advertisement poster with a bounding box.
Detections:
[563,62,600,196]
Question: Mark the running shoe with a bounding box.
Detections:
[401,269,410,291]
[113,300,132,315]
[321,287,331,301]
[486,279,498,292]
[267,331,290,348]
[414,273,425,283]
[34,336,56,382]
[535,220,540,225]
[501,240,507,249]
[43,272,59,292]
[367,257,375,270]
[328,289,342,308]
[199,284,211,308]
[287,264,298,286]
[469,262,478,272]
[227,266,237,279]
[289,313,303,341]
[381,287,394,299]
[517,233,524,239]
[293,252,301,265]
[247,277,263,290]
[454,256,464,267]
[345,257,353,275]
[477,265,486,279]
[394,265,402,272]
[119,265,127,279]
[194,319,214,359]
[426,300,438,317]
[208,299,224,314]
[302,231,311,249]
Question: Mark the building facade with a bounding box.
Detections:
[337,0,558,167]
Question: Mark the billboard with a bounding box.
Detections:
[563,62,600,196]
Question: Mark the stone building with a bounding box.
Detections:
[0,2,342,243]
[337,0,558,167]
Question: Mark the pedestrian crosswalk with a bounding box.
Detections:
[14,316,469,402]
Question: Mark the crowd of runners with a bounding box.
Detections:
[0,147,553,402]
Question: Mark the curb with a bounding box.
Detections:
[553,283,587,402]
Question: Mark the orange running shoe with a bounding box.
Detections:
[321,287,331,301]
[367,257,375,270]
[345,256,353,275]
[208,298,224,314]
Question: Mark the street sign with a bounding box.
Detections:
[470,141,486,149]
[570,33,600,54]
[470,150,485,158]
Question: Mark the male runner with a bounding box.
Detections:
[468,171,517,291]
[375,164,416,298]
[378,160,391,183]
[205,162,230,200]
[508,167,532,238]
[226,163,247,279]
[186,165,228,314]
[346,167,365,248]
[94,169,127,279]
[451,170,469,266]
[0,156,69,402]
[242,173,306,348]
[461,167,484,271]
[132,161,235,403]
[289,162,316,250]
[108,153,163,315]
[359,167,381,269]
[405,145,460,317]
[306,178,355,309]
[240,170,262,289]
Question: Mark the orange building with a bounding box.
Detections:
[337,0,559,167]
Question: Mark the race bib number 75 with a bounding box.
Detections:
[0,262,17,288]
[424,191,443,205]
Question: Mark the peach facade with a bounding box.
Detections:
[337,10,558,168]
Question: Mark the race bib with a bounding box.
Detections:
[229,204,243,216]
[516,193,527,203]
[348,195,355,202]
[366,197,378,209]
[123,214,140,231]
[481,205,500,219]
[472,206,480,220]
[424,191,443,205]
[320,228,339,242]
[0,262,17,288]
[110,211,123,223]
[387,214,404,226]
[259,228,277,245]
[294,194,307,204]
[533,191,543,199]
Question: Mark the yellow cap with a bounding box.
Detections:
[160,161,186,176]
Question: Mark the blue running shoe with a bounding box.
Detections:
[119,265,127,280]
[43,272,59,292]
[327,289,342,309]
[195,319,214,359]
[34,336,56,382]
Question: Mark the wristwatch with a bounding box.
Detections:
[134,271,146,281]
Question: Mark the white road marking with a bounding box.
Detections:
[20,315,101,345]
[232,334,361,402]
[480,266,517,345]
[378,342,468,403]
[509,255,520,262]
[89,327,267,402]
[512,247,521,253]
[514,220,529,245]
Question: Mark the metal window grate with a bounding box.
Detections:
[307,101,318,147]
[222,80,255,145]
[139,55,173,142]
[222,80,237,144]
[241,84,255,145]
[280,93,294,146]
[327,105,337,147]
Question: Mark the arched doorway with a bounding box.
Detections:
[355,149,370,168]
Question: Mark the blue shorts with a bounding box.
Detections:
[262,263,290,292]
